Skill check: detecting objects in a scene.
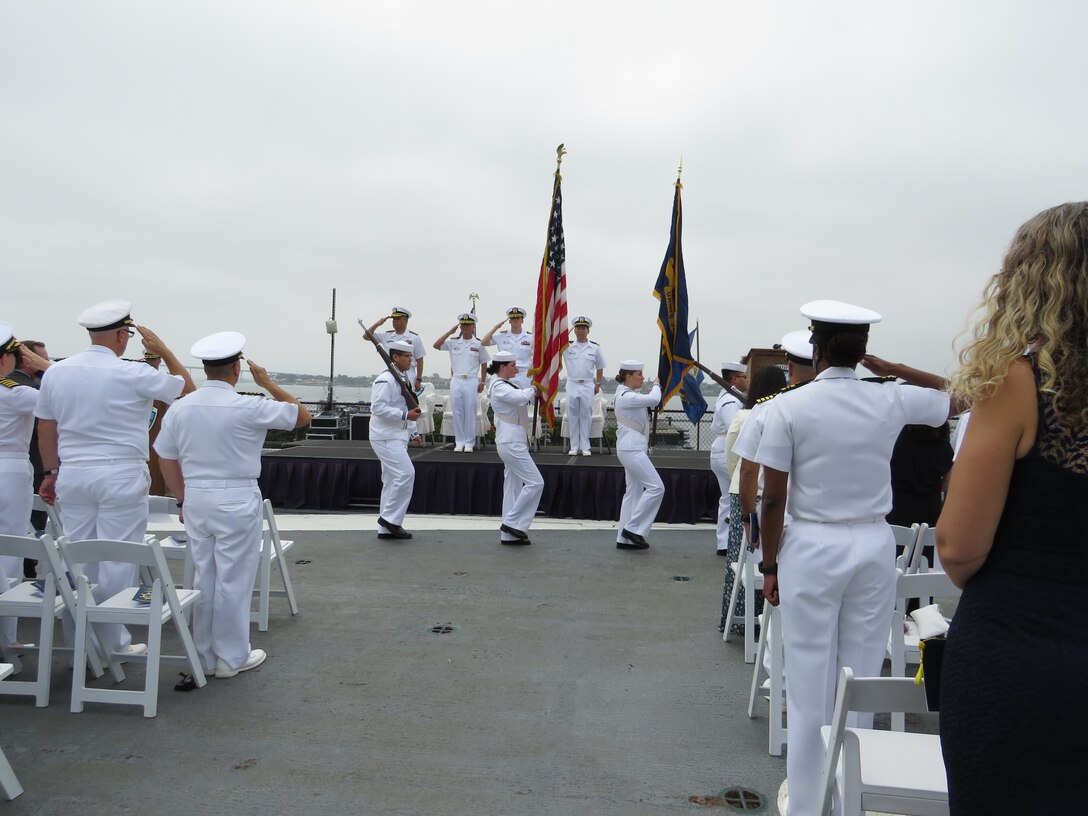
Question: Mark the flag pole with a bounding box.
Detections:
[695,319,701,451]
[651,158,684,452]
[532,143,566,451]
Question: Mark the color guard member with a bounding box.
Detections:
[486,350,543,545]
[366,307,426,390]
[434,313,489,452]
[751,301,949,816]
[563,316,606,456]
[709,361,747,554]
[369,339,421,540]
[36,300,195,655]
[613,360,663,550]
[482,307,534,389]
[155,332,310,678]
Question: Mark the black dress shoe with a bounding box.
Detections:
[499,523,529,540]
[500,537,531,546]
[619,529,650,548]
[616,540,649,550]
[716,549,730,557]
[377,517,413,540]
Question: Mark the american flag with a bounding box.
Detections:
[530,168,569,428]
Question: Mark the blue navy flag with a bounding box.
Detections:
[679,327,708,424]
[653,178,695,407]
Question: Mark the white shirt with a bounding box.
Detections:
[563,341,606,384]
[710,390,743,455]
[488,378,535,446]
[0,381,38,456]
[490,330,534,372]
[35,345,185,462]
[369,369,414,441]
[725,408,750,494]
[613,382,660,451]
[752,367,950,523]
[379,330,426,362]
[440,337,490,377]
[154,381,298,480]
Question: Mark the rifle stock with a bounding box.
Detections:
[693,360,747,403]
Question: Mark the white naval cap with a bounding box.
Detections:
[388,340,414,354]
[491,350,516,363]
[721,361,746,374]
[458,312,477,324]
[800,299,882,330]
[78,299,134,331]
[572,315,592,328]
[777,330,814,361]
[619,359,645,371]
[0,322,16,354]
[191,331,246,366]
[506,306,527,319]
[390,306,412,318]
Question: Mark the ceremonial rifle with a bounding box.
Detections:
[357,320,420,410]
[693,360,747,403]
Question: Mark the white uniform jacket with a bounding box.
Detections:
[752,367,950,522]
[710,391,743,456]
[440,337,490,378]
[613,383,661,451]
[488,378,535,447]
[153,381,299,477]
[369,370,414,442]
[0,379,38,458]
[563,341,606,385]
[379,330,426,363]
[35,345,184,461]
[492,331,534,371]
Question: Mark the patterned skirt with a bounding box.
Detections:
[718,493,765,634]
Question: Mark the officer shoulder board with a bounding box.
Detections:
[756,379,811,405]
[409,330,419,336]
[861,375,898,384]
[0,377,20,389]
[237,391,267,397]
[590,340,599,345]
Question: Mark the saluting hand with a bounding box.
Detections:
[247,359,273,389]
[17,344,51,372]
[136,326,169,357]
[861,354,895,378]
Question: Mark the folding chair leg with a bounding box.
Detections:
[743,551,758,663]
[253,541,271,632]
[272,539,299,617]
[143,616,164,718]
[0,747,23,800]
[722,545,745,644]
[767,605,786,756]
[33,608,55,707]
[748,612,768,718]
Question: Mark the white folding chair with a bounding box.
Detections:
[747,602,787,756]
[146,495,194,589]
[886,568,960,730]
[909,524,942,573]
[0,664,23,799]
[30,495,64,539]
[251,500,300,632]
[0,533,109,706]
[722,540,763,663]
[817,667,948,816]
[60,536,206,718]
[892,523,920,573]
[589,391,609,453]
[416,382,437,444]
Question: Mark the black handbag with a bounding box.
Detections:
[917,636,946,711]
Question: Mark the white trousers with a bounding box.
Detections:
[616,448,664,542]
[450,377,478,447]
[565,382,593,451]
[709,453,731,550]
[184,483,262,672]
[371,438,415,526]
[0,459,33,643]
[497,440,543,538]
[57,461,149,651]
[778,519,895,816]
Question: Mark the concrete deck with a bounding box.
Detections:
[2,518,791,814]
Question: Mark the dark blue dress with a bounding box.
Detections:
[940,375,1088,813]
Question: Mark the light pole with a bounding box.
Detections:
[325,288,338,412]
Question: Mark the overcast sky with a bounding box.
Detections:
[4,1,1087,383]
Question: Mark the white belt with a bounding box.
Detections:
[572,378,593,384]
[791,516,885,526]
[0,452,28,460]
[63,458,146,467]
[454,373,479,380]
[186,478,259,488]
[493,410,519,425]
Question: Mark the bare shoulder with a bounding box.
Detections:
[970,356,1038,457]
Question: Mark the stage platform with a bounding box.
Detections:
[260,440,722,524]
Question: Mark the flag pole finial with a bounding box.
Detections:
[556,143,567,169]
[676,156,683,182]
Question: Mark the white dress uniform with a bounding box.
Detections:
[491,331,534,389]
[440,329,490,450]
[709,388,743,552]
[0,328,38,643]
[613,377,664,545]
[154,342,298,675]
[752,313,949,815]
[378,330,425,368]
[369,362,417,530]
[35,315,185,652]
[562,330,606,454]
[488,371,543,542]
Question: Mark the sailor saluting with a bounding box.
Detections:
[365,306,426,390]
[482,306,534,389]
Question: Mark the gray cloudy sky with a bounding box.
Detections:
[4,1,1087,381]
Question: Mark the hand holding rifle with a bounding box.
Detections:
[358,319,420,411]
